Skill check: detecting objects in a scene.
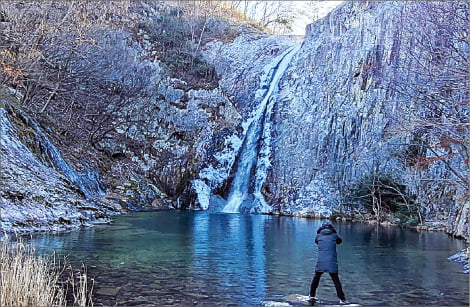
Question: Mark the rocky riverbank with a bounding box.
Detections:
[448,248,469,274]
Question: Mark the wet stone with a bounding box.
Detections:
[118,300,153,306]
[188,293,210,300]
[140,290,159,296]
[95,286,122,296]
[109,271,126,278]
[148,282,161,288]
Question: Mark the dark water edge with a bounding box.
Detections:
[25,211,468,306]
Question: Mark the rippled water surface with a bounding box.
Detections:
[30,211,468,306]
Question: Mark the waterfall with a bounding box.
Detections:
[3,102,106,200]
[222,45,300,213]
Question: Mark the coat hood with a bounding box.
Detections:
[320,228,334,235]
[317,222,337,234]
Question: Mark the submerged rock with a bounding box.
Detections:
[95,286,122,296]
[448,248,469,274]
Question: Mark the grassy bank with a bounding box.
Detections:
[0,237,92,306]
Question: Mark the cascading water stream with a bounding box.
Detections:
[222,45,300,213]
[3,102,105,200]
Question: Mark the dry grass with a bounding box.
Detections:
[0,237,93,307]
[69,265,93,307]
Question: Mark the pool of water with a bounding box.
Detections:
[28,211,468,306]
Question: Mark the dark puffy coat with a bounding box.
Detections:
[314,228,342,273]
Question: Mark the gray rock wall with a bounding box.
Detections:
[0,98,117,232]
[266,1,468,238]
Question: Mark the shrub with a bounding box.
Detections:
[345,173,421,225]
[137,7,220,90]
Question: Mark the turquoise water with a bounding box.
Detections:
[29,211,468,306]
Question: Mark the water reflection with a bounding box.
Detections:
[192,213,267,305]
[24,211,468,306]
[335,223,467,306]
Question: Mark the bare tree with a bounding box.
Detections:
[218,1,294,34]
[0,1,133,107]
[389,1,469,182]
[0,1,160,146]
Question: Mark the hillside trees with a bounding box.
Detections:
[384,1,468,232]
[0,1,133,105]
[0,1,157,148]
[137,1,225,89]
[391,1,469,178]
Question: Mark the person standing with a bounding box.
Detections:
[309,221,349,305]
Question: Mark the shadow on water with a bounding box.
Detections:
[28,211,468,306]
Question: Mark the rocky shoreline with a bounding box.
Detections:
[448,248,470,274]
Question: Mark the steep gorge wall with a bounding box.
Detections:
[192,2,468,240]
[0,1,247,231]
[265,1,468,238]
[1,1,467,240]
[0,95,119,232]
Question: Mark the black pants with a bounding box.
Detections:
[309,271,346,300]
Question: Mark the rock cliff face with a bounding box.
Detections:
[0,95,118,232]
[198,1,468,239]
[264,1,468,238]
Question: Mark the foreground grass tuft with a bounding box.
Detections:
[0,237,92,306]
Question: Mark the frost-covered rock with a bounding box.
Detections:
[195,31,300,211]
[202,30,301,116]
[448,248,469,274]
[0,101,118,232]
[1,1,467,241]
[265,1,468,238]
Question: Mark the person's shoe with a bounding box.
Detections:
[308,296,319,302]
[339,299,350,305]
